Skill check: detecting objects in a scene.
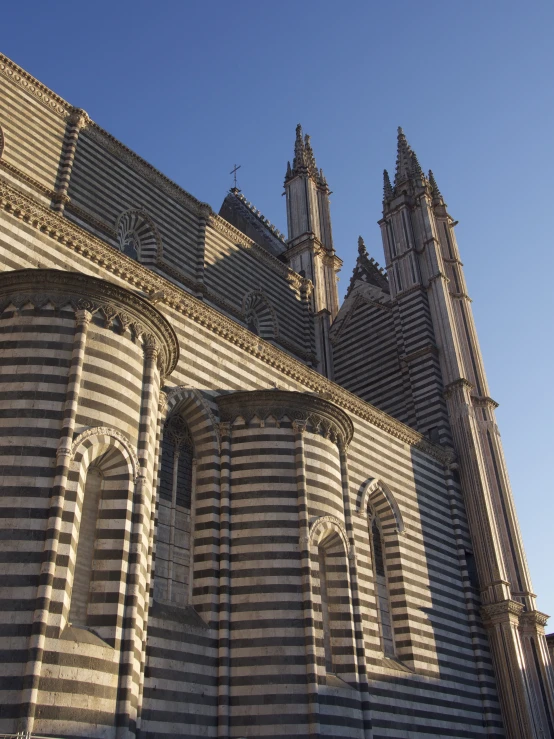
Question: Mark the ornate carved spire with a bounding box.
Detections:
[358,235,368,257]
[383,169,393,201]
[428,170,445,204]
[285,125,326,186]
[411,150,424,178]
[394,127,424,189]
[304,134,318,177]
[292,124,307,172]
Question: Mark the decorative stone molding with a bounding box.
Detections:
[164,386,221,452]
[0,159,54,197]
[242,289,279,339]
[443,378,474,399]
[309,515,350,553]
[481,600,525,625]
[472,395,500,410]
[68,107,90,131]
[115,208,162,262]
[0,178,451,464]
[0,269,179,376]
[216,390,354,449]
[357,477,405,533]
[0,53,71,118]
[70,426,139,481]
[519,610,550,628]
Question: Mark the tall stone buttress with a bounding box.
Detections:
[284,124,342,378]
[380,128,554,739]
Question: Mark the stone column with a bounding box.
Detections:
[52,107,90,213]
[294,419,320,739]
[217,421,232,739]
[18,307,92,734]
[116,336,162,739]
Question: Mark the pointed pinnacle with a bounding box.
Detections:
[358,236,368,257]
[293,124,307,171]
[383,169,393,201]
[411,151,423,178]
[394,127,412,186]
[428,170,444,202]
[394,127,423,187]
[304,134,318,176]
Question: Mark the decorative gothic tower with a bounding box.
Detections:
[284,124,342,377]
[380,128,554,738]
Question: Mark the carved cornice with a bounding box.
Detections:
[472,395,499,410]
[0,160,55,198]
[481,599,524,625]
[0,178,450,464]
[217,390,354,449]
[0,268,179,376]
[443,378,474,399]
[0,53,71,118]
[519,610,550,628]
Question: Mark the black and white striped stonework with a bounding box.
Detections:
[0,53,529,739]
[332,292,413,425]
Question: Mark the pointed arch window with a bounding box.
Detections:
[156,414,195,605]
[116,208,161,264]
[242,290,278,340]
[369,512,395,657]
[0,125,4,159]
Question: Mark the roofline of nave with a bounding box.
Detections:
[0,175,450,465]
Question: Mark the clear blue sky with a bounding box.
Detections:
[2,1,553,621]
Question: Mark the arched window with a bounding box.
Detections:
[0,125,4,159]
[316,528,350,675]
[116,208,161,264]
[155,414,195,605]
[369,512,395,657]
[69,465,103,628]
[242,290,278,340]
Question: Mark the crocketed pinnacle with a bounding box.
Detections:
[394,127,424,188]
[383,169,393,201]
[358,235,368,257]
[292,124,307,172]
[428,170,444,203]
[285,124,326,185]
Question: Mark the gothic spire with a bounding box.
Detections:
[394,127,413,186]
[292,124,307,173]
[394,127,425,189]
[358,235,368,257]
[383,169,393,201]
[304,134,318,177]
[428,170,445,204]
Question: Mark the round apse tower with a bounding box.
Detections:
[0,269,178,738]
[215,390,370,738]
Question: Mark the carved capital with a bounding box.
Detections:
[481,599,524,626]
[74,308,92,327]
[519,610,550,630]
[68,107,90,131]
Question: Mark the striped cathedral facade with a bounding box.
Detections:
[0,52,552,739]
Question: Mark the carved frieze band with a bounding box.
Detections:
[216,390,354,449]
[0,268,179,375]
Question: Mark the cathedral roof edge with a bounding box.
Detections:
[0,154,450,467]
